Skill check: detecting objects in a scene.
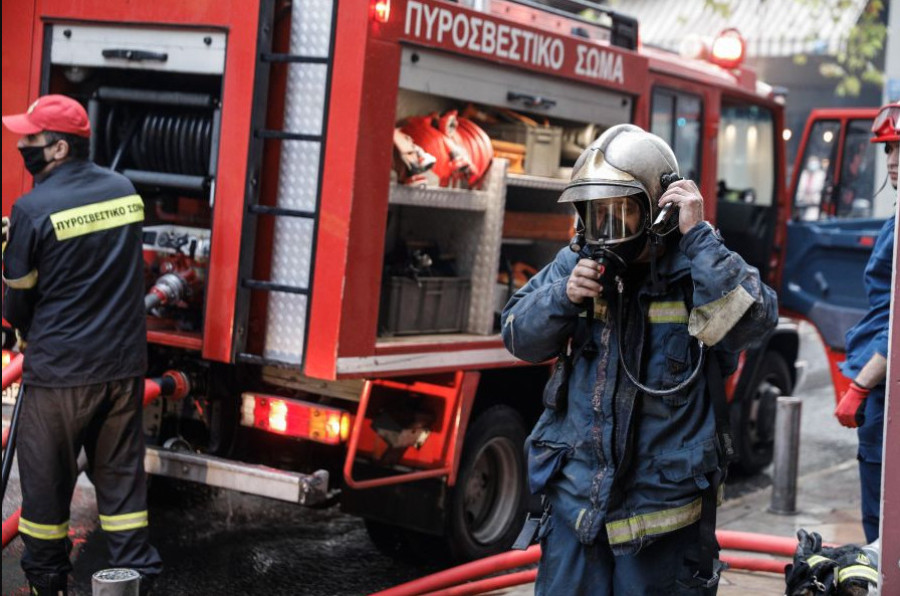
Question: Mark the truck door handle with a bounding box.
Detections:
[813,271,829,297]
[102,48,169,63]
[507,92,556,110]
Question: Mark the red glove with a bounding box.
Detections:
[834,382,870,428]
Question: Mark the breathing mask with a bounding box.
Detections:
[561,124,680,270]
[572,193,648,271]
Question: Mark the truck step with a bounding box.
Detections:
[144,446,330,505]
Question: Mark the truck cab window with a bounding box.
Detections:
[717,103,775,207]
[650,89,702,181]
[835,119,878,219]
[715,102,776,277]
[793,120,840,221]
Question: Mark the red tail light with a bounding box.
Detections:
[241,393,351,445]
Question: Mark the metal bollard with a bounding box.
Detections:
[769,396,802,515]
[92,568,140,596]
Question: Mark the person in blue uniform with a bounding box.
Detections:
[501,124,777,594]
[834,100,899,543]
[2,94,162,595]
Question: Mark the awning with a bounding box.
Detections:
[609,0,869,57]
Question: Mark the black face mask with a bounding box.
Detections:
[609,233,648,265]
[19,144,54,176]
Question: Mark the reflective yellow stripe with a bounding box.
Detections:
[99,510,149,532]
[49,194,144,241]
[806,554,834,568]
[648,301,688,324]
[2,268,38,289]
[837,564,878,584]
[606,498,702,545]
[19,517,69,540]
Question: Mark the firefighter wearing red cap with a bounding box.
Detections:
[834,100,899,543]
[1,95,162,595]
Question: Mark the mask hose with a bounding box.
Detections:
[613,275,706,397]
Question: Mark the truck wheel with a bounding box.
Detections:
[731,352,792,475]
[446,405,528,561]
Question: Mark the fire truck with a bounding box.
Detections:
[2,0,846,562]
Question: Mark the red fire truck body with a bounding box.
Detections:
[2,0,804,559]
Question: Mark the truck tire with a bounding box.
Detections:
[445,405,529,561]
[731,351,793,475]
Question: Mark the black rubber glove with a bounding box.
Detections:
[785,529,839,595]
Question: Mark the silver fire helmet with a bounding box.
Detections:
[559,124,679,244]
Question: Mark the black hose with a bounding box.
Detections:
[1,383,25,500]
[613,276,706,397]
[104,108,213,177]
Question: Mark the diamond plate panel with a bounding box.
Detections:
[468,160,507,333]
[291,0,333,58]
[394,161,508,334]
[283,63,327,135]
[270,216,314,287]
[276,140,321,212]
[264,292,308,364]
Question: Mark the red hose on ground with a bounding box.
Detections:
[721,553,789,574]
[415,557,787,595]
[2,353,23,390]
[369,545,540,596]
[2,509,21,549]
[420,569,537,596]
[2,426,8,450]
[373,529,805,595]
[718,529,835,556]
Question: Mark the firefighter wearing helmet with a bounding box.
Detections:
[501,124,778,594]
[834,100,899,543]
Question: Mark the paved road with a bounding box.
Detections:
[2,323,859,595]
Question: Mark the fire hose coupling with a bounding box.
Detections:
[157,370,191,400]
[144,272,190,312]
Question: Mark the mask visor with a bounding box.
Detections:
[581,196,645,246]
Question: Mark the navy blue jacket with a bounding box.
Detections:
[501,223,778,554]
[841,214,894,462]
[3,160,147,387]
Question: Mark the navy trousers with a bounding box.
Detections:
[536,514,718,595]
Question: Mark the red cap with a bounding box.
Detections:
[2,94,91,138]
[870,101,899,144]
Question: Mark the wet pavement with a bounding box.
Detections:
[2,323,867,595]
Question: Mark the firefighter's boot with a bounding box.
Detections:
[28,573,68,596]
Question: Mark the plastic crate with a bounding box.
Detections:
[380,276,471,335]
[486,124,562,177]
